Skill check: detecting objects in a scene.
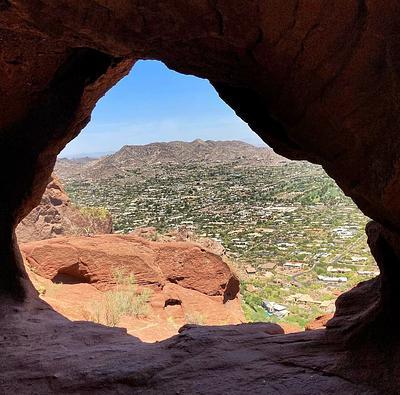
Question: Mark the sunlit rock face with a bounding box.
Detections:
[16,175,113,243]
[21,234,239,296]
[1,1,400,393]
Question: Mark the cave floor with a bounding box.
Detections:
[0,299,379,394]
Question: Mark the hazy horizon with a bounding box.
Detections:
[61,60,265,157]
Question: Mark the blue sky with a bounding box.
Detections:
[61,60,265,157]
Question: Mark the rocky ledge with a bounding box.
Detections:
[0,299,380,394]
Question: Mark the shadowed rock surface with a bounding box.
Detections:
[1,1,400,393]
[0,300,380,395]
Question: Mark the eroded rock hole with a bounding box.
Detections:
[164,298,182,307]
[19,60,379,342]
[52,272,87,285]
[2,3,399,392]
[167,276,185,285]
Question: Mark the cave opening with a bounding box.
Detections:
[18,60,380,341]
[2,2,400,392]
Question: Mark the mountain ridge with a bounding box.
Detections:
[55,139,289,180]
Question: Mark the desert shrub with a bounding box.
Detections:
[37,284,47,296]
[185,312,206,325]
[242,304,270,323]
[77,206,111,235]
[84,268,152,327]
[130,288,152,317]
[90,300,104,324]
[79,206,110,220]
[104,292,124,326]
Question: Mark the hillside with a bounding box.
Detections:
[55,156,100,180]
[56,140,288,180]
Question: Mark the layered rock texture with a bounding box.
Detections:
[1,0,400,393]
[21,234,238,296]
[16,175,112,243]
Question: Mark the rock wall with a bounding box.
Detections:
[16,175,112,243]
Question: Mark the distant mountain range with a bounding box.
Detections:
[55,140,289,180]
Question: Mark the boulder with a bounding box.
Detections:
[21,234,240,300]
[21,234,245,342]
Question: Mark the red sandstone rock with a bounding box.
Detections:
[26,266,244,342]
[279,322,303,334]
[21,234,240,299]
[16,175,112,243]
[1,0,400,303]
[22,234,244,342]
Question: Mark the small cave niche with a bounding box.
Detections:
[49,196,63,206]
[52,272,88,285]
[164,298,182,308]
[52,263,90,285]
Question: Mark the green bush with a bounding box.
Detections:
[79,206,110,220]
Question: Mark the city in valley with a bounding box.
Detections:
[56,140,379,328]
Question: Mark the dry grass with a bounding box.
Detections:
[184,312,206,325]
[83,268,152,327]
